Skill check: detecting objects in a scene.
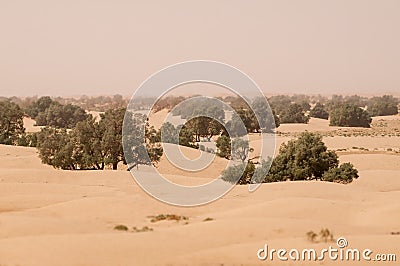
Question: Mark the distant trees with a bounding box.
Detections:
[25,96,54,118]
[329,103,372,128]
[35,102,88,128]
[157,122,197,148]
[153,96,185,112]
[0,101,25,145]
[279,103,310,124]
[326,94,367,111]
[26,96,88,128]
[225,97,279,136]
[367,95,399,117]
[310,102,329,120]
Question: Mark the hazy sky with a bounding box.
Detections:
[1,0,399,97]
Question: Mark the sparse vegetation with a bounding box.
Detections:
[307,229,334,243]
[148,214,189,223]
[132,226,153,233]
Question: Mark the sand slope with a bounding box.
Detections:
[0,143,399,266]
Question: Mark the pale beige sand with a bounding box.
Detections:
[278,117,341,133]
[23,117,42,133]
[1,114,399,266]
[0,144,399,265]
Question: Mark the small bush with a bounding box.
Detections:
[114,224,129,231]
[321,163,359,184]
[132,226,153,233]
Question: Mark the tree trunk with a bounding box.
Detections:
[112,161,118,170]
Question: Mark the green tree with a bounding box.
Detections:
[251,97,279,132]
[216,135,231,159]
[36,102,88,128]
[329,103,372,128]
[124,113,163,170]
[100,108,126,170]
[367,95,399,116]
[232,138,253,162]
[172,98,225,141]
[226,111,249,137]
[267,132,338,181]
[177,125,197,148]
[279,103,310,124]
[25,96,54,118]
[0,101,25,145]
[159,122,179,144]
[36,127,80,170]
[72,117,105,170]
[221,161,255,185]
[310,102,329,120]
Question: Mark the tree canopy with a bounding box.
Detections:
[310,102,329,120]
[367,95,399,117]
[329,103,372,128]
[279,103,310,124]
[221,132,359,185]
[0,101,25,145]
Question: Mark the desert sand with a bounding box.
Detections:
[0,116,399,266]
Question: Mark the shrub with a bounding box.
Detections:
[114,225,129,231]
[148,214,188,223]
[321,162,359,184]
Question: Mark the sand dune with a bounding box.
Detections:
[1,115,399,265]
[0,141,399,265]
